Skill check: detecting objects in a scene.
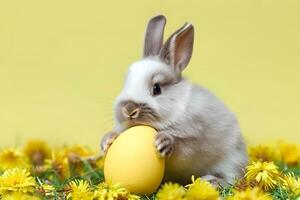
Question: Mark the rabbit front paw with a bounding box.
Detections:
[100,131,119,154]
[155,131,175,157]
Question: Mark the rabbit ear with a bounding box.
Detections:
[143,15,167,57]
[159,23,194,73]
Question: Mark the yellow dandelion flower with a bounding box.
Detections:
[228,187,272,200]
[61,145,96,176]
[62,145,95,161]
[245,161,280,190]
[278,141,300,166]
[0,149,30,171]
[45,150,70,179]
[0,191,41,200]
[185,176,219,200]
[0,168,36,194]
[67,180,93,200]
[156,182,186,200]
[23,139,51,166]
[94,181,129,200]
[282,173,300,195]
[248,145,279,162]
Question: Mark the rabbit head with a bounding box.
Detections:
[114,15,194,130]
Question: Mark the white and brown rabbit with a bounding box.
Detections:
[101,15,248,185]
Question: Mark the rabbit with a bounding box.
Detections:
[101,15,248,185]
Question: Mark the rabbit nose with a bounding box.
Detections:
[122,101,140,119]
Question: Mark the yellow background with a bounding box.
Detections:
[0,0,299,148]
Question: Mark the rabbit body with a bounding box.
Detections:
[101,15,248,184]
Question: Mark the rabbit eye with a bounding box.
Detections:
[153,83,161,96]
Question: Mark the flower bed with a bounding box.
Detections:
[0,140,299,200]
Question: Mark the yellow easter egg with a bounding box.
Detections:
[104,125,165,195]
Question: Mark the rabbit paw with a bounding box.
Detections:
[155,131,175,157]
[100,131,119,154]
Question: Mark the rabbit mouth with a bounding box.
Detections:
[116,101,161,127]
[127,107,160,125]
